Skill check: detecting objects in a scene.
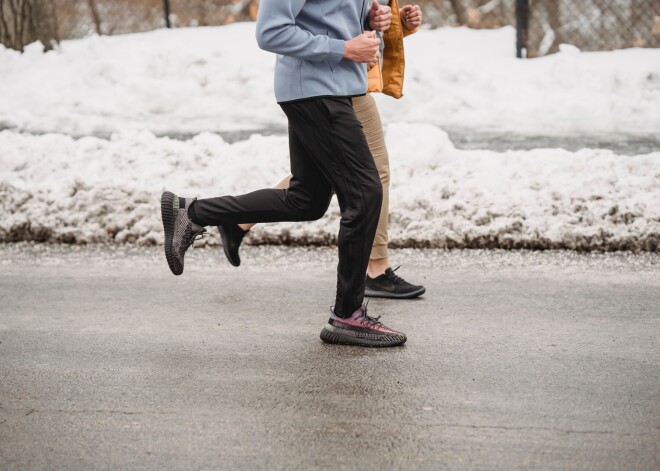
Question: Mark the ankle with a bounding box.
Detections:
[186,199,201,225]
[367,258,390,279]
[238,223,253,232]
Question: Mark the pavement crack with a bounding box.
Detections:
[320,419,650,437]
[3,407,144,416]
[432,422,659,437]
[438,423,626,435]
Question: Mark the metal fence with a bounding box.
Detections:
[33,0,660,57]
[520,0,660,57]
[53,0,258,39]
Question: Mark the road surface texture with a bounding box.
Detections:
[1,244,658,470]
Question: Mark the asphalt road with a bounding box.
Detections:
[1,245,658,470]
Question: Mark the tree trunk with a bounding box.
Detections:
[0,0,58,52]
[449,0,470,25]
[87,0,102,35]
[545,0,561,54]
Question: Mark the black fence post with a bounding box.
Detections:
[516,0,529,58]
[163,0,172,28]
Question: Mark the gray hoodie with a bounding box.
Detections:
[255,0,370,103]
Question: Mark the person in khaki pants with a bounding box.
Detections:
[218,1,425,300]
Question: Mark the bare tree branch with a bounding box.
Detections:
[0,0,58,51]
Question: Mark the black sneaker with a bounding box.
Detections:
[365,266,426,299]
[217,224,247,267]
[161,191,206,276]
[320,304,407,348]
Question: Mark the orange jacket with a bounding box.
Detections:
[367,0,418,98]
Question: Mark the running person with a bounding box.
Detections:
[218,1,426,300]
[161,0,407,347]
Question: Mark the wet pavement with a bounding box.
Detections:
[3,124,659,155]
[444,128,660,155]
[157,127,660,154]
[1,245,659,470]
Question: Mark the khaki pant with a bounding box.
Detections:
[274,94,389,260]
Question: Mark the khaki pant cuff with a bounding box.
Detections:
[370,244,389,261]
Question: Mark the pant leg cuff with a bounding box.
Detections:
[370,244,388,261]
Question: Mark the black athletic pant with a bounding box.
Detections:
[189,97,382,317]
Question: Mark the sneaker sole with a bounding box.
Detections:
[217,225,240,267]
[161,191,183,276]
[364,286,426,299]
[320,324,407,348]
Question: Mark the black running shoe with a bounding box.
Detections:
[161,191,206,276]
[217,224,247,267]
[320,304,407,348]
[365,266,426,299]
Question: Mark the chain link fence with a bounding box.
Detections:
[16,1,660,56]
[411,1,660,56]
[53,0,258,39]
[523,0,660,57]
[408,0,514,28]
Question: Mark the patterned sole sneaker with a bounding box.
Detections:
[319,305,407,348]
[161,191,205,276]
[320,322,407,347]
[161,191,183,275]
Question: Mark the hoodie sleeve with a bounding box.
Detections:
[255,0,345,63]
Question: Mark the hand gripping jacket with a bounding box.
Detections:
[368,0,418,98]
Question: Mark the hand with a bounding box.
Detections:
[344,32,381,63]
[367,61,377,71]
[400,4,422,30]
[369,0,392,32]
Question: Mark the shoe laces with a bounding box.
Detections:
[187,227,207,250]
[385,266,405,284]
[181,197,207,250]
[356,301,384,328]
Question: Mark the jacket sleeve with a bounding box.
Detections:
[398,0,419,39]
[255,0,345,63]
[401,22,419,38]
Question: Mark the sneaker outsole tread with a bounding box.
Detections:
[320,324,406,348]
[161,191,183,276]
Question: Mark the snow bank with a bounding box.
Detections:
[2,24,658,251]
[1,24,659,136]
[1,126,658,251]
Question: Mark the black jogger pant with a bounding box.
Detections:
[189,97,383,317]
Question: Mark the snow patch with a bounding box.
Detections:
[1,127,658,251]
[1,24,659,136]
